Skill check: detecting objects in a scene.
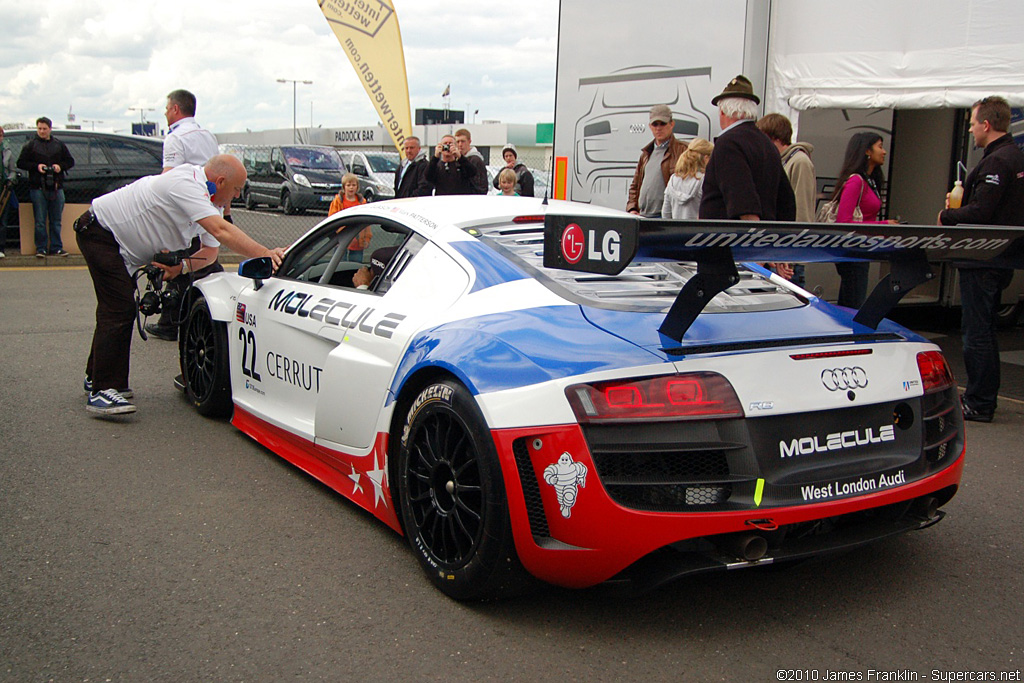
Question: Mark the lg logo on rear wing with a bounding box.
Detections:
[544,215,638,274]
[559,222,622,266]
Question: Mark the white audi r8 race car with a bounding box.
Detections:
[178,195,1024,600]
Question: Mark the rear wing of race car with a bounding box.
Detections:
[543,214,1024,342]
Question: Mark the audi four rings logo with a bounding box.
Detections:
[821,367,868,391]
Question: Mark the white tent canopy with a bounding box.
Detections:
[765,0,1024,120]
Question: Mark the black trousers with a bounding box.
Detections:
[75,211,136,392]
[959,267,1013,413]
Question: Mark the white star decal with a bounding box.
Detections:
[366,450,387,508]
[348,464,363,495]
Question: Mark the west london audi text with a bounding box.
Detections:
[779,425,895,458]
[268,289,405,338]
[801,470,907,501]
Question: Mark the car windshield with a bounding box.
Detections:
[283,147,345,171]
[366,153,399,173]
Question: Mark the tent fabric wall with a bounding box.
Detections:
[765,0,1024,121]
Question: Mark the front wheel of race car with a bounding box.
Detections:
[181,296,233,418]
[396,380,530,601]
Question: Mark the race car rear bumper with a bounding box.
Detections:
[491,423,964,590]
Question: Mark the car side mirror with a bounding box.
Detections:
[352,163,368,176]
[239,257,274,290]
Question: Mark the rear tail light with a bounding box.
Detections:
[566,372,744,423]
[512,215,546,224]
[916,351,955,395]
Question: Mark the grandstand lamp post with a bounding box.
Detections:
[277,78,313,143]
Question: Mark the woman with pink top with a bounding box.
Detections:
[829,132,897,308]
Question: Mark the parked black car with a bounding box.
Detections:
[5,129,164,204]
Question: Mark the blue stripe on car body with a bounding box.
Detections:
[449,240,531,292]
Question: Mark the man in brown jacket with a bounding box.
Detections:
[627,104,688,216]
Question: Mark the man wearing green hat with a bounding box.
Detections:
[699,75,795,223]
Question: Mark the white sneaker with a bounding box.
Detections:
[86,389,137,416]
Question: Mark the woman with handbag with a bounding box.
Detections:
[829,132,897,308]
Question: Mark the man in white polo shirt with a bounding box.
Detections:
[145,88,225,341]
[162,89,219,170]
[75,154,284,417]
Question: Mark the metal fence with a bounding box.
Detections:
[225,206,326,255]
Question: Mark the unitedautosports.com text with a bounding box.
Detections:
[684,228,1010,253]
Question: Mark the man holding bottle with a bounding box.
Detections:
[938,95,1024,423]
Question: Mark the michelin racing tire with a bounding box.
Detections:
[182,297,233,418]
[396,380,527,601]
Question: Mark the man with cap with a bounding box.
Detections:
[699,75,795,223]
[352,246,398,289]
[627,104,688,217]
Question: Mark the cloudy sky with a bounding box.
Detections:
[1,0,559,135]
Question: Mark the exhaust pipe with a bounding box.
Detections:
[716,532,768,561]
[912,495,939,520]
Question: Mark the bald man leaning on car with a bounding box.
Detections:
[76,154,285,418]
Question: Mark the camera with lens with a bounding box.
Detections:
[135,248,193,332]
[137,265,182,316]
[40,165,57,191]
[442,143,451,152]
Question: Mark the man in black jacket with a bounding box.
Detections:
[939,96,1024,422]
[425,135,477,195]
[17,117,75,257]
[699,75,795,223]
[394,137,432,198]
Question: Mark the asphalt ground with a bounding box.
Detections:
[1,267,1022,681]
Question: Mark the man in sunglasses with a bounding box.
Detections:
[627,104,688,217]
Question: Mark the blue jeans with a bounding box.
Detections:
[959,268,1012,413]
[30,187,65,254]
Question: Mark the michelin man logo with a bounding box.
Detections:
[543,452,588,518]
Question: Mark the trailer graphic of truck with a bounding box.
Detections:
[571,66,713,205]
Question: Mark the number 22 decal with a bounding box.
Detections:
[239,328,261,381]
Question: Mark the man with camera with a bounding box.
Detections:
[17,116,75,257]
[425,134,478,195]
[76,154,285,417]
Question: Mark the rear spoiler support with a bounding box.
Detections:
[658,247,738,342]
[853,252,934,329]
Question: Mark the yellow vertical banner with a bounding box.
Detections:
[317,0,412,154]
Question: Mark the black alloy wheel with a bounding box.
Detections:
[182,297,233,417]
[396,380,528,600]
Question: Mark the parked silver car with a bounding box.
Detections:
[336,150,398,201]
